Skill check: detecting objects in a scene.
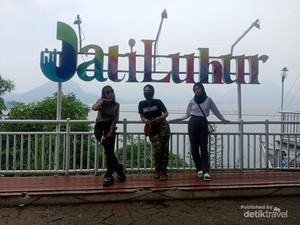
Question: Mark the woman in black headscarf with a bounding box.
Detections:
[171,82,229,181]
[138,84,170,181]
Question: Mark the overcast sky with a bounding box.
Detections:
[1,0,300,107]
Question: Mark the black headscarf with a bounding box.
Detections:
[193,82,207,104]
[143,84,155,101]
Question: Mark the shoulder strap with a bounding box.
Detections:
[197,104,209,123]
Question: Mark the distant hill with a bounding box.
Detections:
[4,81,99,105]
[3,80,299,107]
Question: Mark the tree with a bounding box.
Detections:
[117,136,189,170]
[0,93,92,171]
[0,75,15,118]
[4,93,91,132]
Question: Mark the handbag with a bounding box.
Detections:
[144,123,152,136]
[197,103,215,134]
[207,123,215,134]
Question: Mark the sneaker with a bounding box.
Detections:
[159,173,168,181]
[197,170,203,178]
[203,173,211,181]
[117,164,126,182]
[103,176,114,187]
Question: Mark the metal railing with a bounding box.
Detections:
[0,118,300,175]
[282,111,300,133]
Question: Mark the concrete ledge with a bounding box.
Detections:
[1,171,300,207]
[1,186,300,207]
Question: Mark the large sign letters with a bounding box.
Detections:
[40,22,268,84]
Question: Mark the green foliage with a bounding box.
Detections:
[0,93,94,171]
[169,151,190,168]
[2,93,91,132]
[117,135,189,169]
[209,124,225,169]
[209,135,222,168]
[0,75,15,118]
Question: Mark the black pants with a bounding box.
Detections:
[188,115,210,174]
[94,121,122,177]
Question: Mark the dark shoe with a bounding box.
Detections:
[153,171,160,179]
[117,164,126,182]
[159,173,168,181]
[117,171,126,182]
[103,176,114,187]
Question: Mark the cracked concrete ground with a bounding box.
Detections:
[0,196,299,225]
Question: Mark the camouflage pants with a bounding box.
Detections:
[149,120,170,174]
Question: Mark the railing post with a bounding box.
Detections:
[65,118,71,175]
[265,119,269,170]
[239,120,244,171]
[280,111,284,133]
[94,138,99,175]
[55,121,61,171]
[122,119,127,172]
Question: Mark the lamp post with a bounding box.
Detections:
[153,9,167,71]
[231,19,260,120]
[128,38,136,53]
[280,67,288,132]
[280,67,288,112]
[74,14,83,50]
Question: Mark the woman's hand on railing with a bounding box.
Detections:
[222,119,230,124]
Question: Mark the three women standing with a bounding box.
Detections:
[93,82,228,185]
